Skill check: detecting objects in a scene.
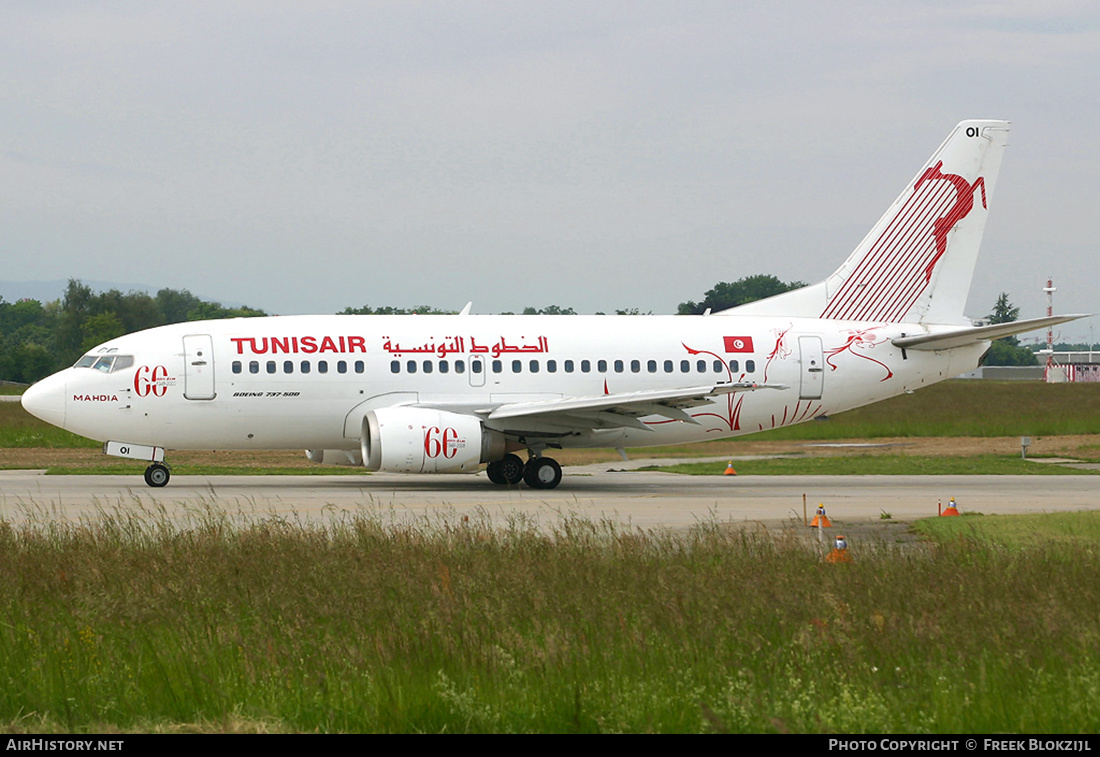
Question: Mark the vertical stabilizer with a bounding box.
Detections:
[724,120,1010,325]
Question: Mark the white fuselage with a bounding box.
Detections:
[25,313,986,453]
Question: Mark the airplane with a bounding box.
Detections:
[21,119,1085,490]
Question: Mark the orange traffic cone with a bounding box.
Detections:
[825,534,851,563]
[941,497,960,517]
[723,461,737,476]
[809,504,832,528]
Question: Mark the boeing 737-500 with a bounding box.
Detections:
[21,120,1083,489]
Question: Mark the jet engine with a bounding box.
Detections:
[361,407,506,474]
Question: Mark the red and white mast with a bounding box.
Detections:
[1043,278,1056,382]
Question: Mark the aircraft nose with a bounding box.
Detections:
[21,374,67,428]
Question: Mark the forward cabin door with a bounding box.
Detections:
[182,334,216,400]
[799,336,824,400]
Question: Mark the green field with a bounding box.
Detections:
[650,454,1099,476]
[746,380,1100,439]
[2,509,1098,733]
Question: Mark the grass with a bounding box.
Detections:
[746,380,1100,439]
[647,455,1099,476]
[0,401,99,449]
[914,510,1100,549]
[1,507,1098,733]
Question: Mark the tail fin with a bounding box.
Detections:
[724,120,1010,325]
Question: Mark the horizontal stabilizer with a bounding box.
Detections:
[892,314,1089,351]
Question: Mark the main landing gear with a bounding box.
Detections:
[486,453,563,490]
[143,462,170,488]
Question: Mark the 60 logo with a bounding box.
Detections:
[423,426,463,459]
[134,365,170,397]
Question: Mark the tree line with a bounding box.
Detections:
[0,280,266,383]
[1,277,1037,384]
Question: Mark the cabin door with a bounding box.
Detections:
[182,334,217,400]
[799,336,824,400]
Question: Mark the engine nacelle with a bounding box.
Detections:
[361,407,506,474]
[304,449,363,467]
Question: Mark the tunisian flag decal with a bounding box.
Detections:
[723,336,754,353]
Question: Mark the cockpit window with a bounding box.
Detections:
[75,354,135,373]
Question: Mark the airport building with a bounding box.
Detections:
[960,350,1100,382]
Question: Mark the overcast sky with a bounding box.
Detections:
[3,1,1098,342]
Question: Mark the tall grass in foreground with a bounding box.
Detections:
[1,508,1098,733]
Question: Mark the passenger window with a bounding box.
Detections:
[529,360,539,373]
[267,361,276,374]
[439,360,449,374]
[355,361,365,374]
[318,361,328,374]
[512,360,522,373]
[597,360,607,373]
[249,361,259,374]
[338,361,348,374]
[547,360,557,373]
[647,360,657,373]
[581,360,591,373]
[407,360,417,374]
[564,360,574,373]
[284,361,294,374]
[681,360,690,373]
[300,361,311,374]
[728,360,739,373]
[455,360,465,374]
[746,360,756,373]
[664,360,673,373]
[630,360,640,373]
[614,360,624,373]
[713,360,723,373]
[697,360,706,372]
[391,360,400,374]
[232,361,242,374]
[492,360,502,373]
[422,361,433,374]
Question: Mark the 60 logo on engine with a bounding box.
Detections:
[423,426,466,459]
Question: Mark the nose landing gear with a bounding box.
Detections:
[144,463,170,488]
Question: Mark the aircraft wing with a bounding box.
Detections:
[478,382,785,433]
[892,314,1089,351]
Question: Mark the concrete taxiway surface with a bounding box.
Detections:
[2,462,1098,530]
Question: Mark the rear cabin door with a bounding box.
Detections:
[799,336,824,400]
[183,334,217,400]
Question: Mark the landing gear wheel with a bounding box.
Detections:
[523,457,562,490]
[144,463,170,488]
[487,454,525,485]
